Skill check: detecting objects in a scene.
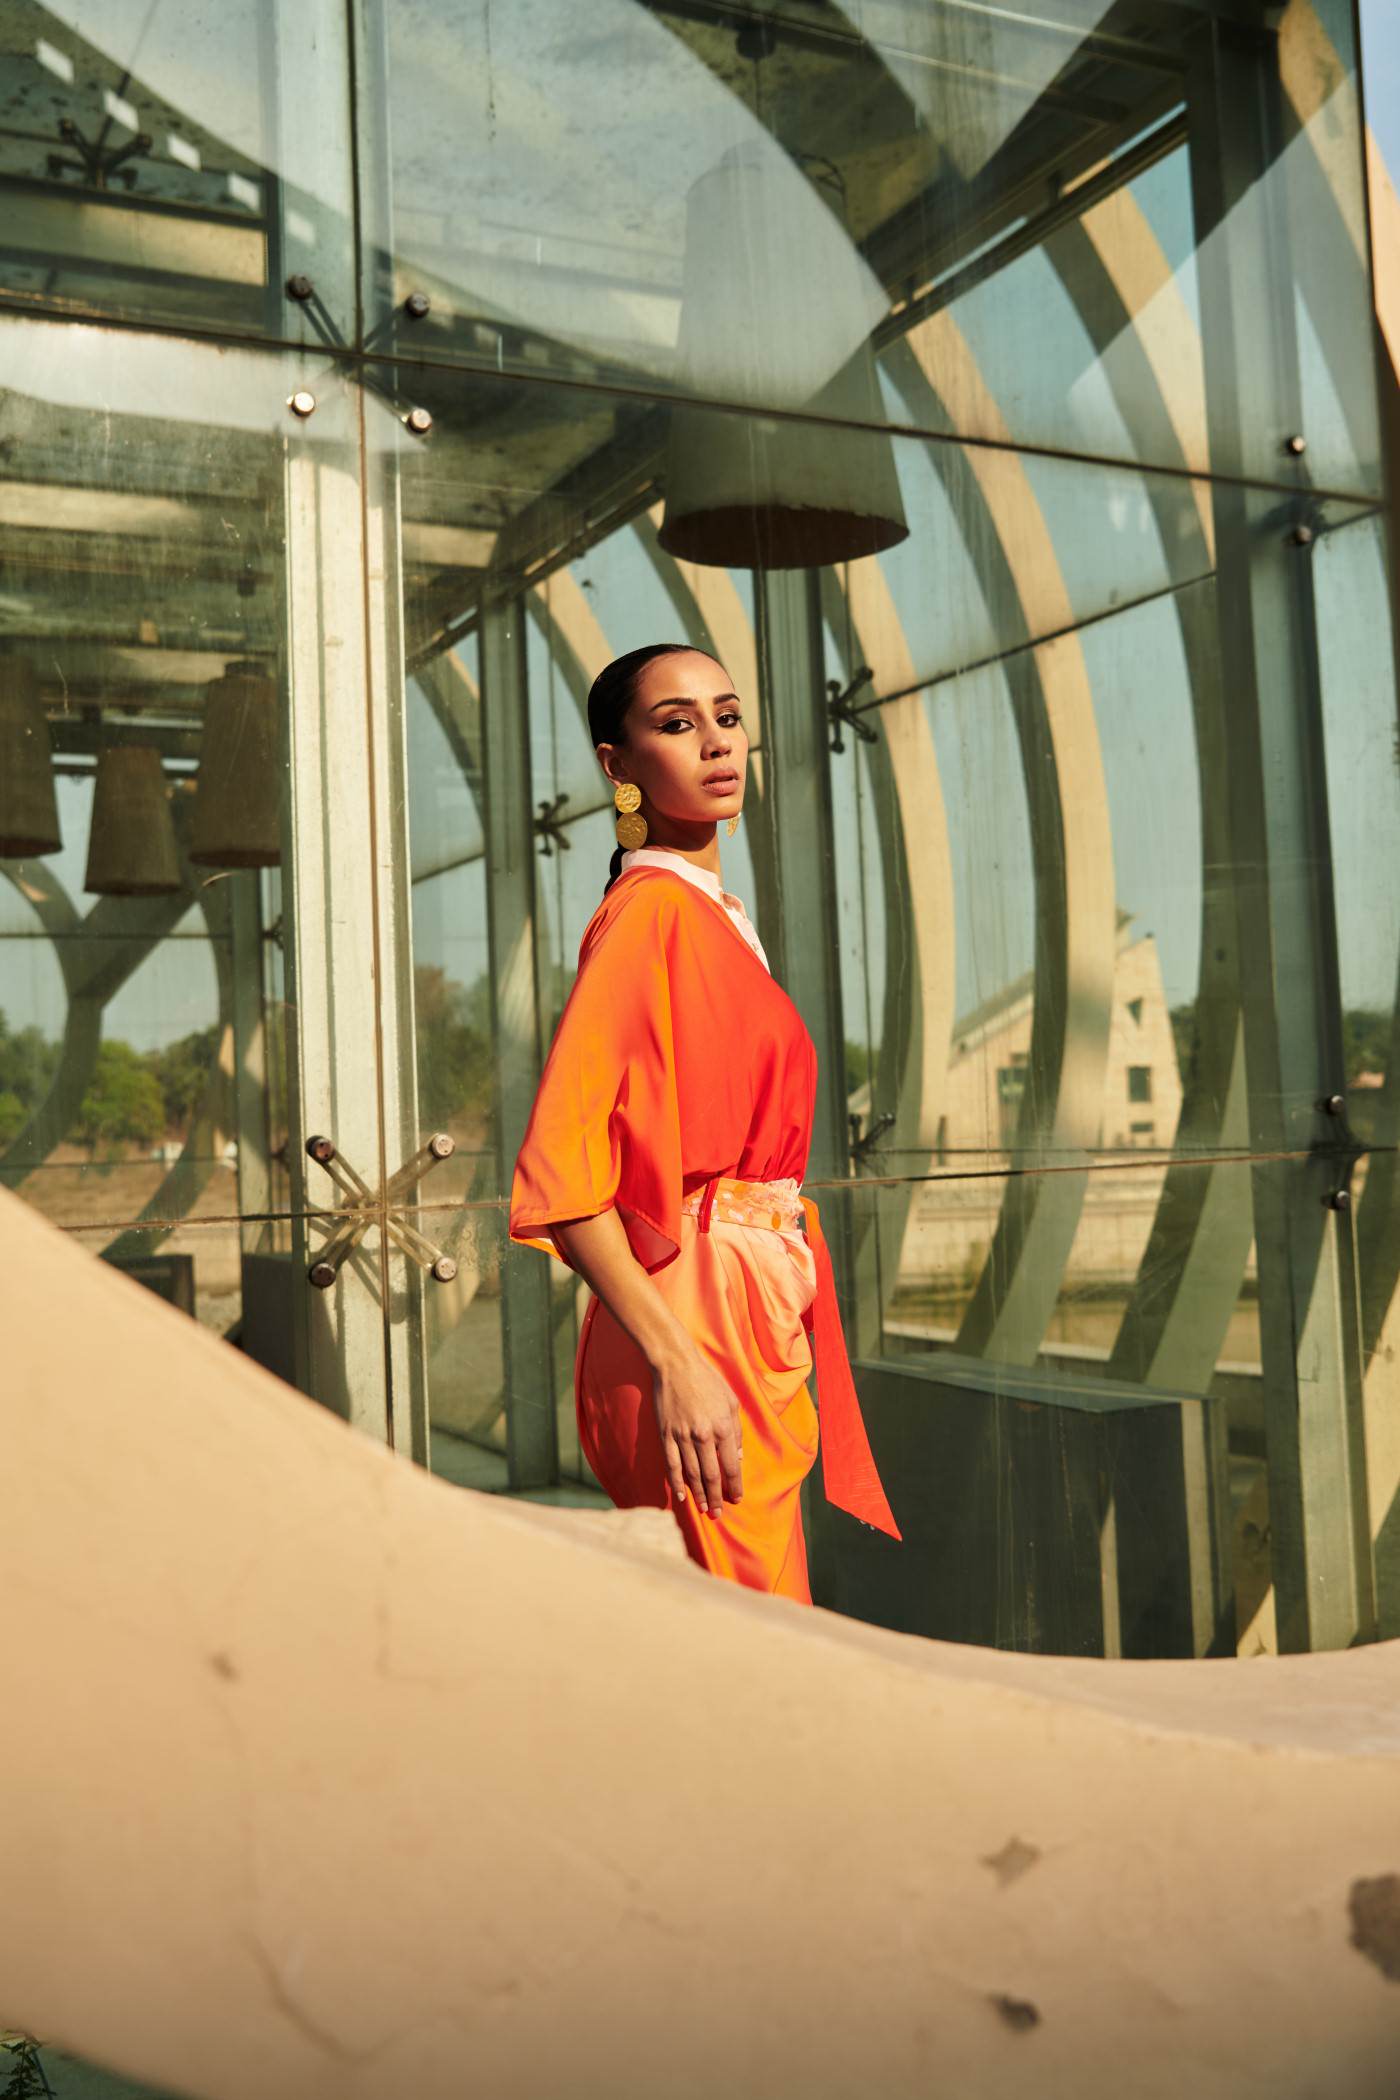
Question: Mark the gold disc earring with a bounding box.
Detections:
[726,812,740,836]
[614,781,647,849]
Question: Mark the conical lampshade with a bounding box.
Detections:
[190,668,282,869]
[0,655,61,858]
[658,149,907,569]
[667,140,888,414]
[658,350,910,568]
[84,745,181,897]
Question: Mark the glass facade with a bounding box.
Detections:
[3,0,1397,1658]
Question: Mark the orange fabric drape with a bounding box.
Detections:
[571,1208,823,1599]
[509,866,901,1587]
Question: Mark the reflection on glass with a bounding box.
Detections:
[361,0,1376,491]
[68,1217,246,1337]
[385,334,1380,1645]
[2,0,1392,1660]
[809,1176,1237,1657]
[0,0,354,337]
[1314,509,1400,1640]
[0,317,321,1242]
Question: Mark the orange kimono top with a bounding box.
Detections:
[508,865,900,1539]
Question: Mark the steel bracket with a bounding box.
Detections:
[304,1132,459,1287]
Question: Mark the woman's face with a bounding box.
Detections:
[600,650,748,840]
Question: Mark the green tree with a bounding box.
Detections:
[75,1040,166,1151]
[1169,1001,1390,1095]
[147,1024,219,1131]
[0,1089,25,1146]
[0,1012,57,1112]
[1342,1008,1389,1085]
[1169,1003,1196,1091]
[414,965,493,1130]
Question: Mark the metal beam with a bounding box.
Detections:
[279,371,391,1436]
[755,569,849,1187]
[480,596,558,1490]
[1186,13,1375,1651]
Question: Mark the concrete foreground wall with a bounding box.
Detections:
[4,1188,1400,2100]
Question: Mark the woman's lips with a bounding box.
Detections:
[701,773,739,791]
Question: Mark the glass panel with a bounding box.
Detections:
[869,1151,1258,1396]
[67,1211,311,1409]
[0,0,355,341]
[806,1172,1238,1656]
[414,1189,510,1492]
[408,837,490,1198]
[1360,0,1400,191]
[381,356,1372,1531]
[0,313,388,1429]
[0,320,300,1228]
[67,1214,247,1339]
[1314,511,1400,1640]
[388,1193,607,1500]
[385,358,1302,721]
[829,569,1287,1185]
[1316,515,1400,1114]
[358,0,1377,493]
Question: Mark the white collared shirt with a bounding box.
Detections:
[619,846,771,973]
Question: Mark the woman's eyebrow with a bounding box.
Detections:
[647,692,741,713]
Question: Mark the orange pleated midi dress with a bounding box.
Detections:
[508,858,900,1603]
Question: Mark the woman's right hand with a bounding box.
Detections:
[543,1208,745,1518]
[651,1345,744,1517]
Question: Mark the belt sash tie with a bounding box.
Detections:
[680,1173,902,1541]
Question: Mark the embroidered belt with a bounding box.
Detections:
[679,1173,804,1232]
[680,1173,902,1543]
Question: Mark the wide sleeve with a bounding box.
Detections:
[508,883,684,1276]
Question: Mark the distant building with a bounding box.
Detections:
[937,916,1183,1158]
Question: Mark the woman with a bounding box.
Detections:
[508,643,900,1604]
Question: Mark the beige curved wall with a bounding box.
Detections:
[5,1187,1400,2100]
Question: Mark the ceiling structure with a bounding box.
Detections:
[0,0,1219,751]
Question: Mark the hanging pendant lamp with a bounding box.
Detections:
[189,666,282,868]
[0,655,62,859]
[84,745,182,897]
[658,145,908,570]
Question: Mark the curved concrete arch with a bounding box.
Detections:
[817,560,957,1324]
[0,863,194,1189]
[1046,181,1255,1401]
[525,563,618,855]
[412,649,484,838]
[883,324,1117,1368]
[1276,1,1386,489]
[413,627,572,1455]
[101,872,237,1261]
